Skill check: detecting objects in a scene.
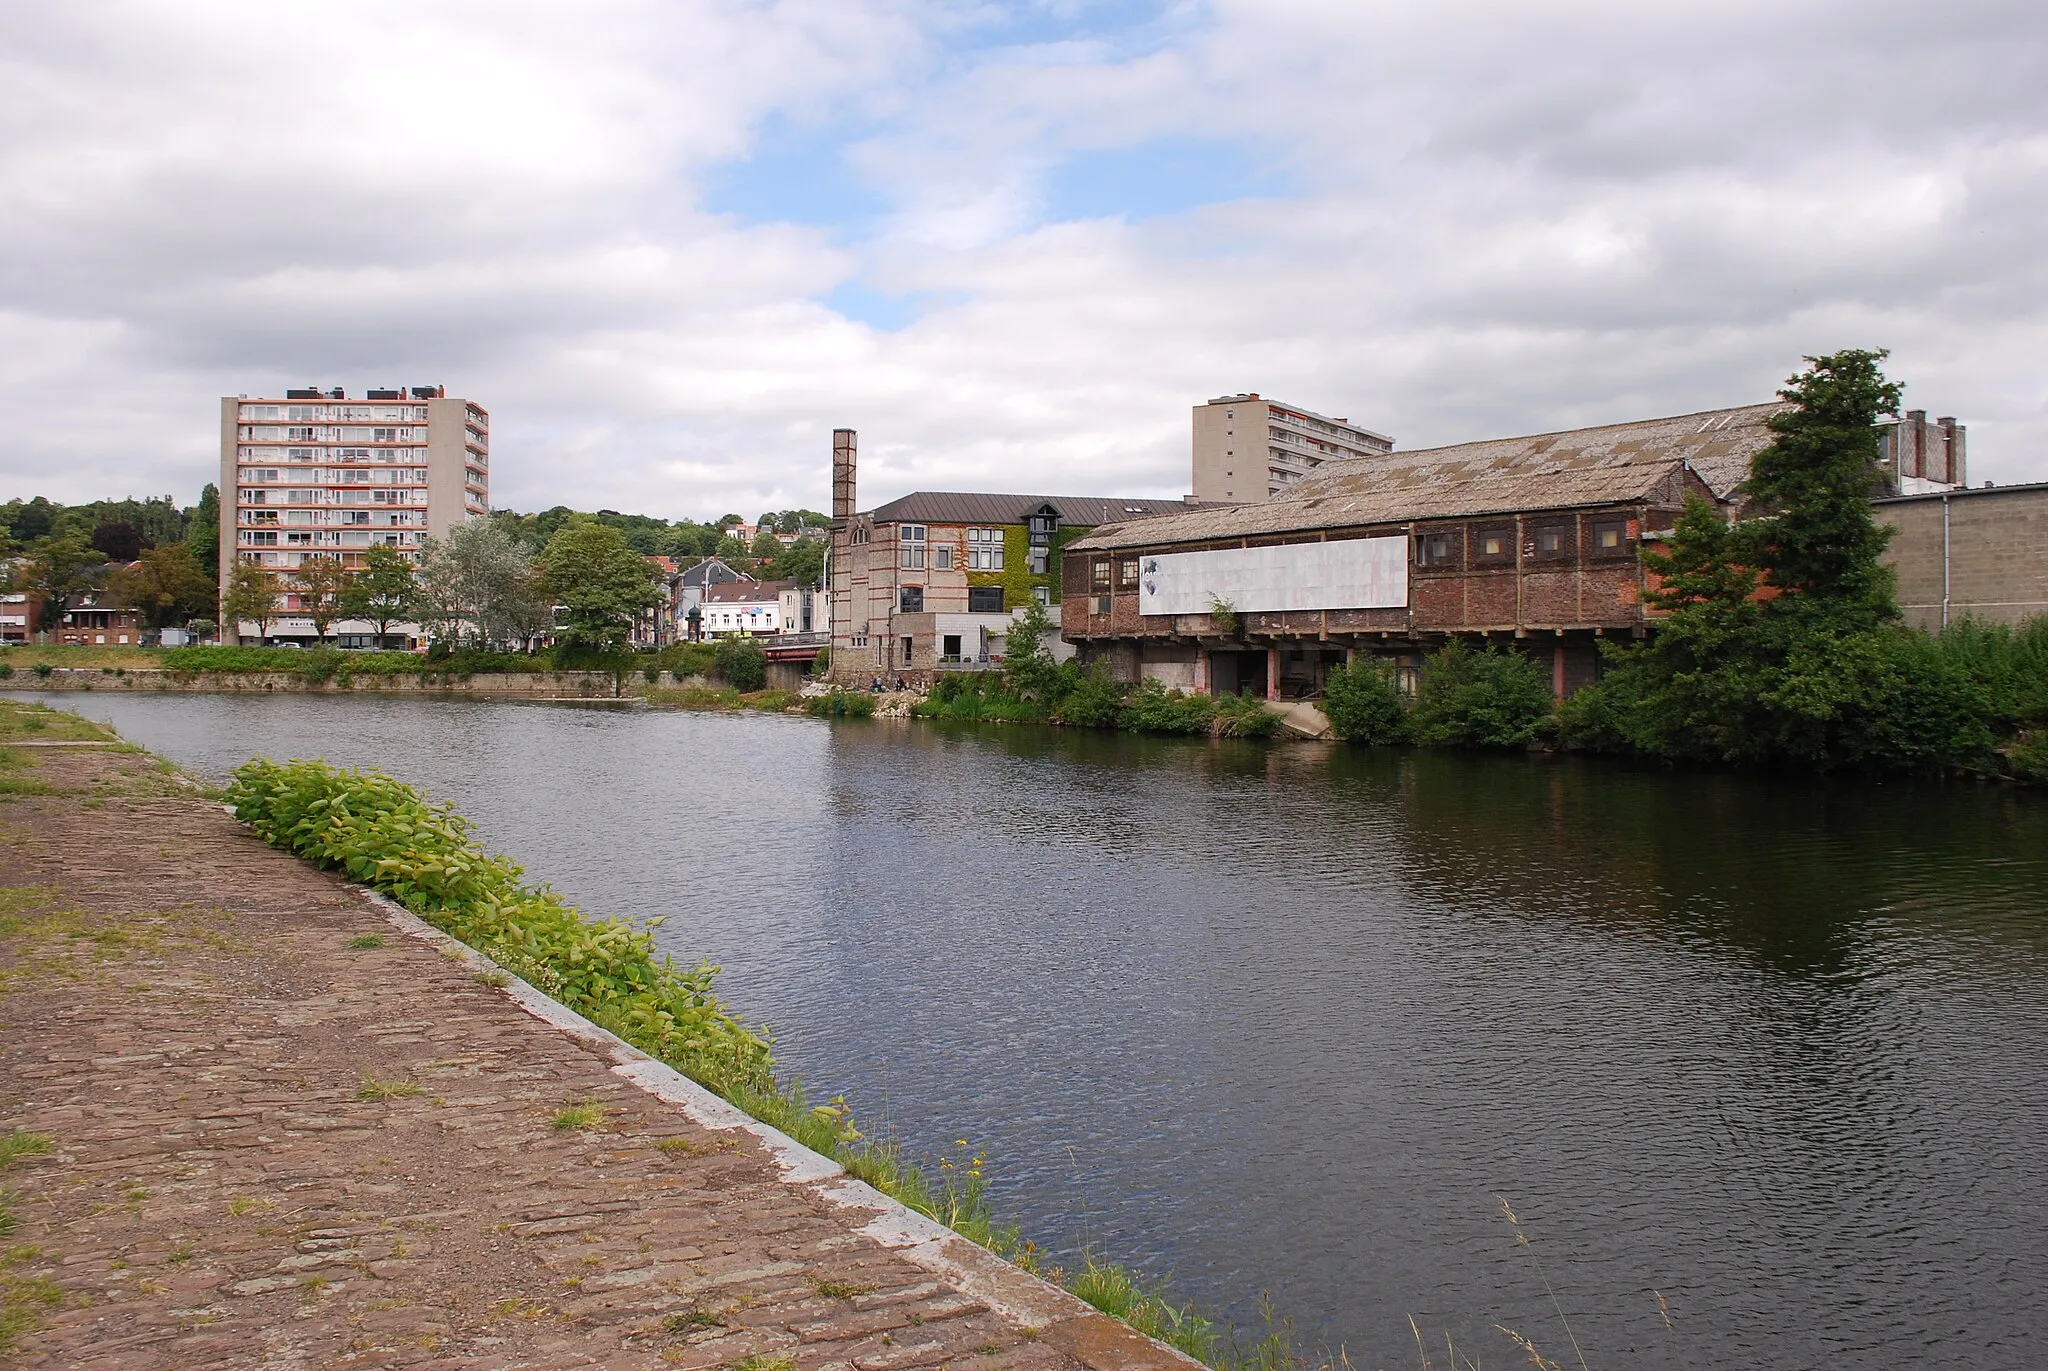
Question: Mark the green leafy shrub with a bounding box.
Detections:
[2010,728,2048,784]
[1321,657,1410,744]
[714,637,767,691]
[1409,640,1554,749]
[223,758,772,1095]
[31,663,52,679]
[1053,660,1125,728]
[0,664,12,680]
[808,689,877,719]
[1119,680,1216,735]
[1211,692,1281,739]
[162,646,544,677]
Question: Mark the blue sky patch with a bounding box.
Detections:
[699,120,886,232]
[1041,135,1290,223]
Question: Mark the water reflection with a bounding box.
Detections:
[16,690,2048,1370]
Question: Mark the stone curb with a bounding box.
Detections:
[351,885,1208,1371]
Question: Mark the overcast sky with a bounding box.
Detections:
[4,0,2043,519]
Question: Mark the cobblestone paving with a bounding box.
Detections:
[0,740,1112,1371]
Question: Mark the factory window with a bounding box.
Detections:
[1530,523,1571,560]
[1415,530,1461,568]
[968,586,1004,613]
[967,528,1005,570]
[1473,527,1514,564]
[1092,558,1113,589]
[899,586,924,613]
[934,545,953,571]
[899,524,926,570]
[1590,518,1633,557]
[1117,559,1140,589]
[900,635,915,665]
[942,634,963,661]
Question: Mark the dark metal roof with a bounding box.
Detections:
[865,492,1226,528]
[1070,404,1781,553]
[674,557,752,587]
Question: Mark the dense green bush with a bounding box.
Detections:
[1053,660,1126,728]
[807,689,878,719]
[1408,641,1554,749]
[1211,691,1282,739]
[225,758,772,1095]
[1321,657,1410,744]
[1118,680,1216,735]
[162,646,544,677]
[649,641,718,680]
[714,637,767,691]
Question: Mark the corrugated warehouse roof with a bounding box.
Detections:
[865,491,1225,527]
[1070,404,1785,553]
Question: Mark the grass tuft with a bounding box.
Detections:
[551,1101,606,1133]
[344,933,386,950]
[357,1076,425,1101]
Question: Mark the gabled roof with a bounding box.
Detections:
[865,492,1226,528]
[675,557,753,587]
[1069,404,1784,553]
[702,579,796,605]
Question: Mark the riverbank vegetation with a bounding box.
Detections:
[223,756,1321,1369]
[1324,352,2048,781]
[906,602,1282,739]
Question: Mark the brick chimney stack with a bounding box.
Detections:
[832,429,857,527]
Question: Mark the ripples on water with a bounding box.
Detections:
[20,691,2048,1369]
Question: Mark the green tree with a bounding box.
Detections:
[292,555,351,644]
[750,528,784,560]
[1322,656,1411,744]
[714,635,767,690]
[1736,348,1904,629]
[106,543,217,628]
[186,484,221,586]
[772,536,825,587]
[416,520,536,648]
[15,534,106,632]
[341,544,419,647]
[1409,640,1553,748]
[1001,597,1059,697]
[221,561,280,643]
[716,533,750,562]
[540,519,662,654]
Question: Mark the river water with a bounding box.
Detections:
[16,691,2048,1369]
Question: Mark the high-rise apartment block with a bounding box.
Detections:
[219,385,488,638]
[1191,393,1393,502]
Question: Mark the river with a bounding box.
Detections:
[14,690,2048,1369]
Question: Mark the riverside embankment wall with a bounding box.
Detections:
[8,667,636,697]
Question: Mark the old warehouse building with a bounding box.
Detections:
[1063,405,1791,700]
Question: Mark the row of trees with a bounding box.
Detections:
[220,517,666,655]
[1320,350,2048,778]
[3,487,222,635]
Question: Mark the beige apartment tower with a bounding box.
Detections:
[219,385,488,645]
[1191,393,1393,502]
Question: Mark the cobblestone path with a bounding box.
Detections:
[0,722,1172,1371]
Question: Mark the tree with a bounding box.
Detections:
[773,536,825,587]
[1735,347,1904,629]
[715,636,766,690]
[340,544,419,648]
[1565,350,1993,772]
[221,561,280,643]
[749,528,783,560]
[107,543,216,629]
[716,533,750,562]
[292,555,351,644]
[15,534,106,633]
[1408,640,1554,748]
[415,520,536,648]
[1323,657,1411,744]
[540,519,663,654]
[91,519,147,562]
[186,484,221,586]
[1002,597,1059,697]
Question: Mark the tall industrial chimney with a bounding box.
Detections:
[832,429,857,526]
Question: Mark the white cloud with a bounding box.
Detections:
[2,0,2044,524]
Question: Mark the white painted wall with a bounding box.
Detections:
[1138,538,1408,615]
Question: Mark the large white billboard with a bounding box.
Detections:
[1137,537,1409,616]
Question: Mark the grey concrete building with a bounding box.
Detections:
[1191,393,1393,502]
[1877,481,2048,628]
